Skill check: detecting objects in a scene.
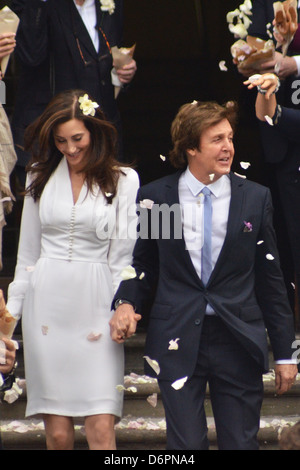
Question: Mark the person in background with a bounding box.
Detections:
[6,89,139,450]
[10,0,137,185]
[236,0,300,325]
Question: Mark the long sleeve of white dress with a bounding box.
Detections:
[107,168,140,293]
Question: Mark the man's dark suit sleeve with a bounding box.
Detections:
[11,0,49,67]
[255,188,296,361]
[113,188,159,313]
[259,105,300,162]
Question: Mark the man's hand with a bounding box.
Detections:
[109,303,141,343]
[0,33,16,60]
[115,59,137,85]
[0,338,16,375]
[259,52,298,79]
[275,363,298,395]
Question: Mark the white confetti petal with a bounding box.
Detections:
[116,384,125,392]
[147,393,158,407]
[159,154,166,161]
[266,253,274,260]
[209,173,215,181]
[41,325,49,336]
[234,172,247,179]
[257,240,264,245]
[139,272,145,280]
[240,161,251,169]
[87,331,102,342]
[219,60,228,71]
[25,266,35,272]
[168,338,180,350]
[171,376,188,390]
[264,115,273,126]
[143,356,160,375]
[126,386,137,393]
[105,192,113,198]
[140,199,154,209]
[121,265,137,280]
[191,100,198,105]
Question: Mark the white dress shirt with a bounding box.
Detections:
[178,168,231,316]
[178,168,231,279]
[73,0,99,52]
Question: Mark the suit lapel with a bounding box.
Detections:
[58,0,99,59]
[208,173,245,285]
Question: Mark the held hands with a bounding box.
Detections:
[109,303,141,343]
[244,73,280,100]
[275,364,298,395]
[0,338,16,375]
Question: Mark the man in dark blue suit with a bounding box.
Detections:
[109,100,298,450]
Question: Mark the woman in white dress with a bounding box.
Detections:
[6,89,140,450]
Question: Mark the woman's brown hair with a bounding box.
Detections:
[24,89,124,202]
[169,100,238,169]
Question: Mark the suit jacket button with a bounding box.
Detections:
[195,319,201,326]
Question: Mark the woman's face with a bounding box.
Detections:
[53,118,91,171]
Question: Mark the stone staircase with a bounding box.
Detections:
[1,330,300,451]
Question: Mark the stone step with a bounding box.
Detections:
[1,372,300,450]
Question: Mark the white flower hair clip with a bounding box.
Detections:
[78,94,99,116]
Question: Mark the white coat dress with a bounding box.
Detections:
[7,157,139,418]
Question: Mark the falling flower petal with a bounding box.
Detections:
[264,115,274,126]
[228,22,248,39]
[191,100,198,105]
[87,331,102,342]
[160,154,166,161]
[266,253,275,260]
[41,325,49,336]
[240,161,251,169]
[121,265,137,280]
[171,376,188,390]
[219,60,228,71]
[140,199,154,209]
[291,282,296,290]
[257,240,264,245]
[105,192,113,198]
[234,172,247,179]
[147,393,158,407]
[25,266,35,272]
[139,272,145,280]
[4,382,23,404]
[226,8,240,23]
[168,338,180,350]
[143,356,160,375]
[209,173,215,181]
[116,384,125,392]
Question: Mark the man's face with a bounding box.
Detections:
[187,118,234,184]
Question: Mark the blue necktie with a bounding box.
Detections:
[201,187,212,285]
